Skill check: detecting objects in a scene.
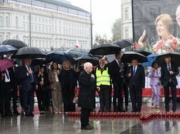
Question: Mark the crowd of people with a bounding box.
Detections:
[0,51,178,130]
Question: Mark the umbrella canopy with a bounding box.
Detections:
[2,39,27,49]
[12,47,46,59]
[89,44,121,55]
[31,58,46,66]
[75,54,99,65]
[121,51,148,63]
[155,52,180,66]
[66,48,89,58]
[133,50,151,56]
[0,45,17,55]
[0,59,14,72]
[46,51,74,64]
[113,39,133,49]
[142,54,158,67]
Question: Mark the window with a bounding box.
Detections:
[0,16,3,27]
[125,27,129,38]
[16,16,18,27]
[124,7,129,20]
[6,16,10,27]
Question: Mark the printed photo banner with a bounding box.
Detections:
[132,0,180,54]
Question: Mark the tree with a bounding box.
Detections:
[112,18,121,41]
[94,34,113,45]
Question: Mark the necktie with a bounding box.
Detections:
[133,66,136,76]
[5,70,10,79]
[168,64,171,71]
[28,66,34,83]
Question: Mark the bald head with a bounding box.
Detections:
[176,5,180,26]
[84,62,93,74]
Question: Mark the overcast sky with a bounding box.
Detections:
[70,0,121,38]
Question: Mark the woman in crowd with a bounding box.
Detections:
[36,65,49,114]
[60,60,77,112]
[49,62,63,114]
[149,62,161,108]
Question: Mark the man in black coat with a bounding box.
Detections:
[19,58,38,116]
[78,62,95,130]
[161,56,179,112]
[127,59,145,112]
[110,52,124,112]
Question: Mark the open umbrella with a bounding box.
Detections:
[0,59,14,72]
[156,52,180,66]
[31,58,46,66]
[121,51,148,63]
[12,47,46,59]
[0,45,17,55]
[89,44,121,55]
[46,51,74,64]
[133,50,151,56]
[2,39,27,49]
[113,39,133,49]
[66,48,89,58]
[142,54,158,67]
[75,54,99,65]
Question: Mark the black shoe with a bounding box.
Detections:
[166,110,169,112]
[131,110,136,112]
[125,107,128,111]
[81,125,94,130]
[26,113,34,117]
[173,110,176,113]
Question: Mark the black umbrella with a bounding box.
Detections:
[75,54,99,65]
[89,44,121,55]
[0,45,17,55]
[155,52,180,66]
[113,39,133,49]
[121,51,148,63]
[12,47,46,59]
[66,48,89,58]
[31,58,46,66]
[2,39,27,49]
[133,50,151,56]
[46,51,74,64]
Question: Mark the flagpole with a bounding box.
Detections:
[90,0,93,48]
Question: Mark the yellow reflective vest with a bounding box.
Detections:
[96,67,111,86]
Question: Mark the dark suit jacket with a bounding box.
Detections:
[127,64,145,89]
[19,66,37,91]
[161,62,178,86]
[110,60,124,83]
[78,70,95,109]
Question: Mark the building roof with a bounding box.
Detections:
[38,0,89,13]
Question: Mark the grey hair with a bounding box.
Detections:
[84,62,93,71]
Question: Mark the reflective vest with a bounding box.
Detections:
[96,67,111,86]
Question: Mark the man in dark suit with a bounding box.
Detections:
[110,52,124,112]
[19,58,38,116]
[0,68,14,117]
[78,62,95,130]
[127,58,145,112]
[161,56,178,112]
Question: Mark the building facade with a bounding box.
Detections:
[121,0,133,40]
[0,0,91,50]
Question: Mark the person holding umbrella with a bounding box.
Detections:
[95,58,111,112]
[127,58,145,112]
[161,56,178,112]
